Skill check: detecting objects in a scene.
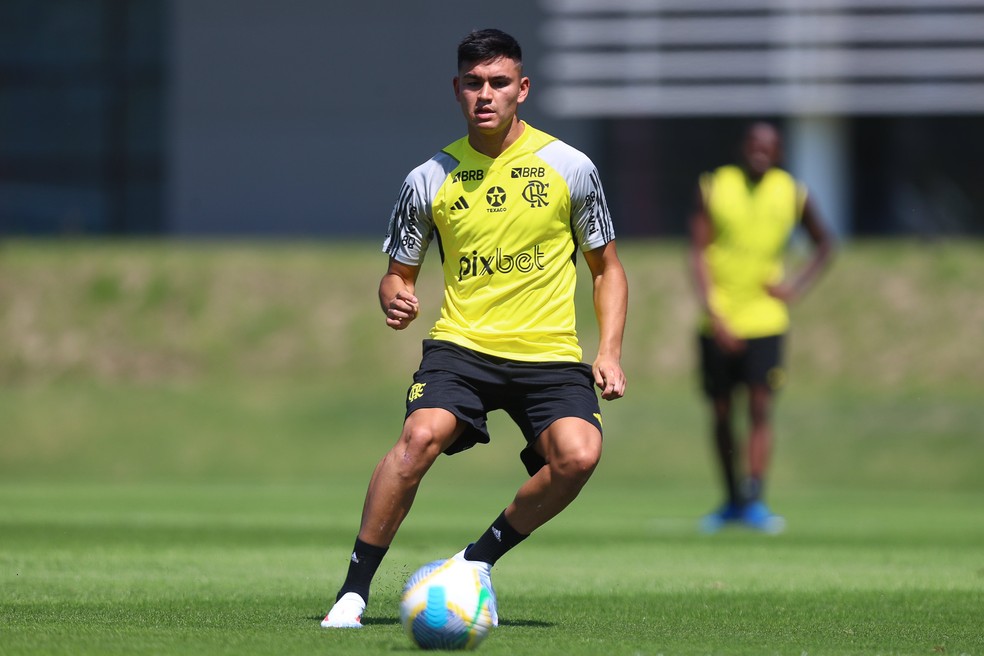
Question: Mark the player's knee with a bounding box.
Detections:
[749,400,772,425]
[401,426,439,457]
[550,441,601,484]
[398,420,455,468]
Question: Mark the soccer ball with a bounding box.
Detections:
[400,558,494,650]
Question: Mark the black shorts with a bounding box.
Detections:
[405,339,602,476]
[698,333,786,398]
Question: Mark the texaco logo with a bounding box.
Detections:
[486,186,507,207]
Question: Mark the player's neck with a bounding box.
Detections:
[741,165,769,185]
[467,119,525,159]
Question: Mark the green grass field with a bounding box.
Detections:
[1,240,982,655]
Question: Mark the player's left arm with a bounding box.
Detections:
[768,194,836,303]
[583,240,628,401]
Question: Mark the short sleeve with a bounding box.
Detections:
[568,160,616,251]
[381,156,453,265]
[536,139,616,251]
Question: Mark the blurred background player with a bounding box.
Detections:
[321,28,627,628]
[689,121,834,533]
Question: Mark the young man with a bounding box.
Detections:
[322,28,627,628]
[689,122,833,534]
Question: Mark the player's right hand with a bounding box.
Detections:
[711,316,745,354]
[385,290,419,330]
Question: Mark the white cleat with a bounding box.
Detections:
[452,546,499,627]
[321,592,366,628]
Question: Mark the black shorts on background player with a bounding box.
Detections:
[698,334,784,397]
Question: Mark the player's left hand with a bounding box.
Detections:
[592,356,626,401]
[765,282,797,303]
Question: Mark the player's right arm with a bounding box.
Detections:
[379,258,421,330]
[688,182,744,354]
[379,157,447,331]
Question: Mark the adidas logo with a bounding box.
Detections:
[492,527,502,542]
[450,196,469,211]
[350,552,360,564]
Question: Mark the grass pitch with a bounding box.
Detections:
[2,481,981,655]
[0,239,982,655]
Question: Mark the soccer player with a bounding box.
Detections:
[690,122,834,534]
[321,29,627,628]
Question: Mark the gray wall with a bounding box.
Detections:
[167,1,595,237]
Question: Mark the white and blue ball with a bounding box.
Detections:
[400,558,494,650]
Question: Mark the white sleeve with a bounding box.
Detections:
[537,141,616,251]
[569,161,616,251]
[381,155,452,265]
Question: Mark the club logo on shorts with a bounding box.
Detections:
[408,382,426,402]
[767,367,786,391]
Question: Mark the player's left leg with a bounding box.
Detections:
[456,418,602,626]
[741,383,785,533]
[507,417,603,534]
[464,416,602,565]
[457,362,601,625]
[736,335,786,533]
[745,383,774,498]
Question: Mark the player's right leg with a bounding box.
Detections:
[699,333,743,532]
[322,408,464,628]
[700,393,744,532]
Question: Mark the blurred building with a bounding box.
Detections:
[1,0,166,234]
[2,0,983,238]
[537,0,984,238]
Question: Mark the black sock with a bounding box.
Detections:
[336,538,388,603]
[464,511,528,566]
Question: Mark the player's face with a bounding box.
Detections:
[742,125,782,179]
[453,57,529,136]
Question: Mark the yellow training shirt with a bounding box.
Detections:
[700,165,807,338]
[382,123,615,362]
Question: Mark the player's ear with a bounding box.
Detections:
[517,76,530,103]
[453,76,461,101]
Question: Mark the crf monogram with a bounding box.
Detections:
[522,180,549,207]
[408,383,426,402]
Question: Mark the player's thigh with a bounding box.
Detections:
[699,333,740,398]
[743,335,785,391]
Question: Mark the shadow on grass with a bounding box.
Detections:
[307,616,554,628]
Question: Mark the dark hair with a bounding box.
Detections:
[457,29,522,71]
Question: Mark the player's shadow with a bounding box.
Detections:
[497,618,554,627]
[306,615,400,625]
[308,616,553,628]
